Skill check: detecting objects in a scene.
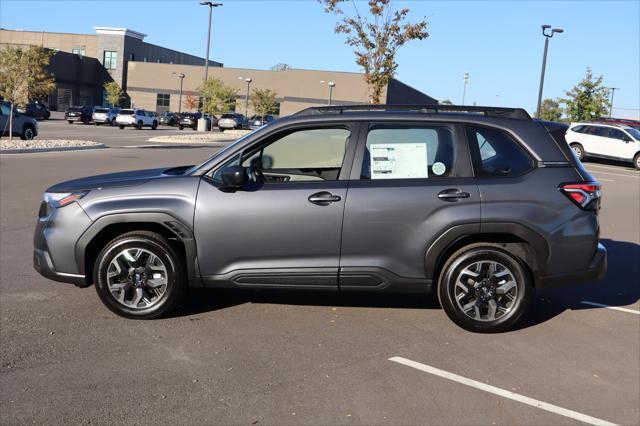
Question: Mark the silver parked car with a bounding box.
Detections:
[217,113,247,131]
[93,107,120,126]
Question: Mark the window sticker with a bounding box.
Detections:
[370,142,428,179]
[432,161,446,176]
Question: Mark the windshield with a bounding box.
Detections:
[625,127,640,140]
[119,109,135,115]
[94,108,109,113]
[221,114,236,119]
[187,128,262,175]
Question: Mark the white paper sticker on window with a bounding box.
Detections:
[370,142,428,179]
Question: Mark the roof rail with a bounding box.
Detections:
[293,104,532,120]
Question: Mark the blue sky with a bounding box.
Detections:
[1,0,639,117]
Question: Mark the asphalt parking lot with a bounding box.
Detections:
[1,119,639,425]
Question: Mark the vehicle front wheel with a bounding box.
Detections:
[119,125,125,129]
[633,153,640,170]
[570,143,585,161]
[94,231,185,319]
[136,121,143,130]
[68,120,73,124]
[179,126,184,130]
[151,121,158,130]
[437,245,531,333]
[21,126,36,140]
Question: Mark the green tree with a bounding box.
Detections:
[321,0,428,104]
[562,68,610,121]
[250,88,278,118]
[103,81,123,107]
[539,98,563,122]
[0,45,55,140]
[198,77,238,115]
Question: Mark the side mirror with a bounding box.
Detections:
[622,135,632,142]
[220,165,247,189]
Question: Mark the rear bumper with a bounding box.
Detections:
[33,248,85,286]
[537,243,607,288]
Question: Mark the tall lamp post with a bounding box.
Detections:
[607,87,619,118]
[462,72,469,105]
[200,1,222,131]
[238,76,252,116]
[536,24,563,118]
[173,72,185,113]
[327,81,336,105]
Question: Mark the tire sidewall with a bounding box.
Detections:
[94,237,181,319]
[438,247,530,333]
[570,143,584,160]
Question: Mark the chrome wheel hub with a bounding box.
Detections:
[107,248,168,310]
[454,261,518,322]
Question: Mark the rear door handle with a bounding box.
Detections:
[308,191,342,205]
[438,189,470,202]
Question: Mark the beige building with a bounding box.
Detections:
[1,27,435,114]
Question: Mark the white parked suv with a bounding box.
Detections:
[115,109,158,130]
[566,122,640,169]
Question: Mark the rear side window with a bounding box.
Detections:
[466,126,533,177]
[120,109,134,115]
[571,125,586,133]
[361,126,455,179]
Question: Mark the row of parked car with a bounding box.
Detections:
[159,111,276,131]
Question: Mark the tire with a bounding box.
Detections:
[119,125,125,130]
[151,121,158,130]
[136,121,143,130]
[179,126,184,131]
[219,128,224,132]
[633,153,640,170]
[21,126,36,140]
[437,245,531,333]
[570,143,585,161]
[94,231,185,319]
[95,122,100,126]
[68,120,73,124]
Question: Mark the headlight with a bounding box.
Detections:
[44,191,88,208]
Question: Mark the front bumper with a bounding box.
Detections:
[33,248,85,286]
[537,242,607,288]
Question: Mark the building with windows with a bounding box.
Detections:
[0,27,436,114]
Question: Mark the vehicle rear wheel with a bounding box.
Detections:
[570,143,585,161]
[94,231,185,319]
[119,125,125,130]
[136,121,143,130]
[21,126,36,140]
[152,121,158,130]
[437,245,531,333]
[219,128,224,132]
[179,125,184,130]
[634,153,640,170]
[68,120,73,124]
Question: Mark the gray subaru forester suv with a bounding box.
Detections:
[33,105,606,332]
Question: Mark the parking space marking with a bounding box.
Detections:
[585,163,638,173]
[389,356,618,426]
[588,170,640,179]
[580,301,640,315]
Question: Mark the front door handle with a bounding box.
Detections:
[438,189,470,202]
[308,191,342,205]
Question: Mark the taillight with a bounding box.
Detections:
[559,182,601,210]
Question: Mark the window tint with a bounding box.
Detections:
[607,128,626,140]
[0,104,10,115]
[119,109,134,115]
[467,126,533,176]
[585,126,607,137]
[241,128,350,182]
[571,125,585,133]
[361,126,455,179]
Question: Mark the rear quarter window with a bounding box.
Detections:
[466,126,533,177]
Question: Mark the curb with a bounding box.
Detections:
[147,137,239,144]
[0,143,107,155]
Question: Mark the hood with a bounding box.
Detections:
[46,165,194,192]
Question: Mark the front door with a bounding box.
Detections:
[605,127,637,160]
[194,125,356,289]
[340,123,480,289]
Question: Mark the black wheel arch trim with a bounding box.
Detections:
[425,222,550,283]
[74,212,201,286]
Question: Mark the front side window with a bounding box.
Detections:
[241,128,351,182]
[606,128,626,140]
[156,93,170,107]
[361,126,455,179]
[103,51,117,69]
[467,126,533,177]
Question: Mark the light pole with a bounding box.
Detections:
[462,72,469,105]
[327,81,336,105]
[173,72,185,113]
[200,2,221,130]
[607,87,619,118]
[536,24,563,118]
[238,76,252,116]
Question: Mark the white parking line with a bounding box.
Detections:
[580,301,640,315]
[588,170,639,179]
[389,356,618,426]
[585,163,638,173]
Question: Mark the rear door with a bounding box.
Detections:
[340,122,480,289]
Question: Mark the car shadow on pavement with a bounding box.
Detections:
[517,238,640,329]
[171,238,639,329]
